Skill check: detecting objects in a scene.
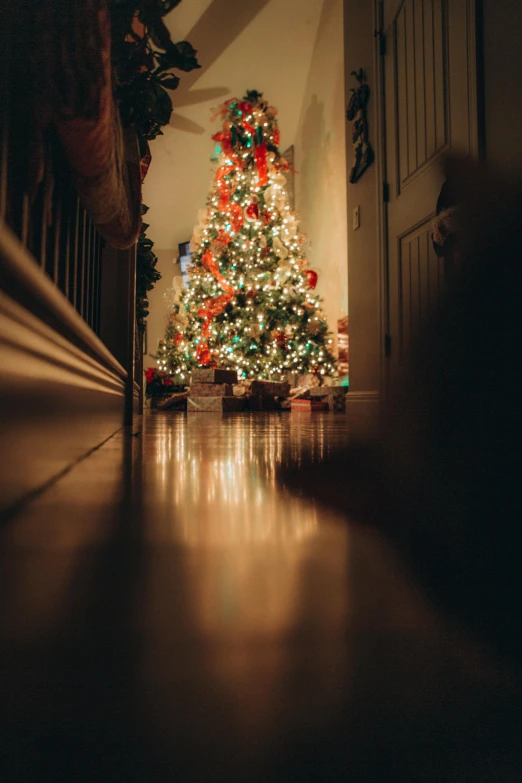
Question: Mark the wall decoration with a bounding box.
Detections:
[346,69,374,184]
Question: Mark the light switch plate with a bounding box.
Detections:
[353,205,360,230]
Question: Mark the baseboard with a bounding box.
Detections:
[0,222,127,515]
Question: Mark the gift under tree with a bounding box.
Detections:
[158,90,337,383]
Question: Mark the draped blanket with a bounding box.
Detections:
[29,0,142,249]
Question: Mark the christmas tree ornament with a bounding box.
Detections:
[245,202,259,221]
[305,269,318,289]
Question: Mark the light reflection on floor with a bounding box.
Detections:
[146,413,335,547]
[1,412,519,781]
[138,412,353,774]
[142,412,350,639]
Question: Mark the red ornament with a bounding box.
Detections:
[273,330,286,347]
[246,289,256,299]
[263,211,272,224]
[245,202,259,221]
[174,333,183,345]
[305,269,318,289]
[261,247,270,257]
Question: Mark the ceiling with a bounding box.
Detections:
[143,0,327,249]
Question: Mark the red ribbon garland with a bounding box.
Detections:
[196,246,235,365]
[212,129,244,169]
[196,157,244,364]
[215,164,235,210]
[242,120,256,135]
[255,142,268,187]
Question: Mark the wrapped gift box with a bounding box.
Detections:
[250,380,290,397]
[187,396,223,412]
[191,368,238,385]
[291,399,329,412]
[190,382,232,396]
[156,392,188,411]
[247,394,276,411]
[187,395,246,412]
[309,385,348,397]
[223,396,246,411]
[330,394,346,413]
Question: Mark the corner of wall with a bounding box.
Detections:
[343,0,383,399]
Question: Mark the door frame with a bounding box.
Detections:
[373,0,483,398]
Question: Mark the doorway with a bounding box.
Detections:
[380,0,479,386]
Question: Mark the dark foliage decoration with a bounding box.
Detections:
[136,204,161,333]
[110,0,201,156]
[110,1,200,329]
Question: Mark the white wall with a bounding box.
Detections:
[342,0,381,399]
[293,0,348,356]
[143,248,181,364]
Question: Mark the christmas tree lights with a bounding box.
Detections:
[158,90,337,383]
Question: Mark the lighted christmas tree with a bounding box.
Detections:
[157,90,337,382]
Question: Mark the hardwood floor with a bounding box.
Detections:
[0,413,520,781]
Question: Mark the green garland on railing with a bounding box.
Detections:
[136,204,161,333]
[110,1,200,331]
[110,0,201,156]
